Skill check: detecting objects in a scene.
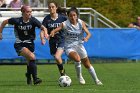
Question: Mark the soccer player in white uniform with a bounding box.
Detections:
[50,7,103,85]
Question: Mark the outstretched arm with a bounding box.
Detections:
[0,19,9,40]
[40,25,49,45]
[50,23,63,37]
[40,25,49,39]
[82,21,91,42]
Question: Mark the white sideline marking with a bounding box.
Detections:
[2,88,140,91]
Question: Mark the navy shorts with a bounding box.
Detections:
[49,39,64,55]
[14,42,34,56]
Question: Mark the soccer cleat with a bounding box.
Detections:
[60,69,66,76]
[33,78,42,85]
[95,80,103,86]
[60,72,66,76]
[78,76,86,85]
[25,73,32,85]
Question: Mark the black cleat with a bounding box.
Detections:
[34,78,42,85]
[25,73,32,85]
[61,73,66,76]
[60,69,66,76]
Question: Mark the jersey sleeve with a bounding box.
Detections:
[78,19,84,28]
[63,16,67,21]
[62,21,66,30]
[8,18,17,25]
[32,17,42,28]
[61,15,67,21]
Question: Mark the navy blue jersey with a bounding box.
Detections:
[42,14,67,41]
[8,17,41,41]
[132,22,140,27]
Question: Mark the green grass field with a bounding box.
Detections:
[0,62,140,93]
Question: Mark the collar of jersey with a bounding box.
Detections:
[51,13,58,21]
[23,19,30,23]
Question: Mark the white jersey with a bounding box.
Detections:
[63,19,84,47]
[62,19,87,58]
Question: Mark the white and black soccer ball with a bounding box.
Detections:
[58,75,72,87]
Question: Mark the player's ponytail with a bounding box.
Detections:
[57,7,67,16]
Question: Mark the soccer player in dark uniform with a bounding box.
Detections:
[0,5,48,85]
[41,1,67,76]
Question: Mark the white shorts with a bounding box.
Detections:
[65,44,87,59]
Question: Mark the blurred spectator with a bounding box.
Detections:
[5,0,13,5]
[8,0,22,10]
[128,16,140,30]
[30,0,41,7]
[0,0,6,8]
[22,0,30,5]
[0,0,6,16]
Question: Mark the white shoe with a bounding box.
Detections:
[79,76,85,85]
[95,80,103,85]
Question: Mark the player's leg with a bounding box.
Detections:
[81,57,103,85]
[49,41,66,76]
[14,43,32,85]
[54,48,66,76]
[67,49,85,84]
[20,47,42,85]
[78,45,103,85]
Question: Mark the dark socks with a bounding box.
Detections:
[57,64,65,76]
[27,65,31,75]
[28,60,37,81]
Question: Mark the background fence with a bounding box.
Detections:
[0,27,140,63]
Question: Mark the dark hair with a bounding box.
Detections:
[67,7,79,16]
[57,7,67,16]
[47,1,58,7]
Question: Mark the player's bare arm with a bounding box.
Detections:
[50,23,63,37]
[0,19,9,40]
[40,25,49,39]
[82,21,91,42]
[40,30,46,45]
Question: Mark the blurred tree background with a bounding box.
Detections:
[65,0,140,27]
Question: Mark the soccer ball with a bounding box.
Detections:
[58,75,72,87]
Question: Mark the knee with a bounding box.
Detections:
[71,55,80,62]
[69,54,81,62]
[29,53,36,61]
[75,58,81,62]
[54,55,61,61]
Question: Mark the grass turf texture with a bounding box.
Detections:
[0,62,140,93]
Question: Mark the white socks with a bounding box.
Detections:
[74,61,82,78]
[88,66,99,81]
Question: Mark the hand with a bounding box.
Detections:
[0,33,2,40]
[44,33,50,40]
[83,37,88,42]
[50,31,55,37]
[41,38,46,45]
